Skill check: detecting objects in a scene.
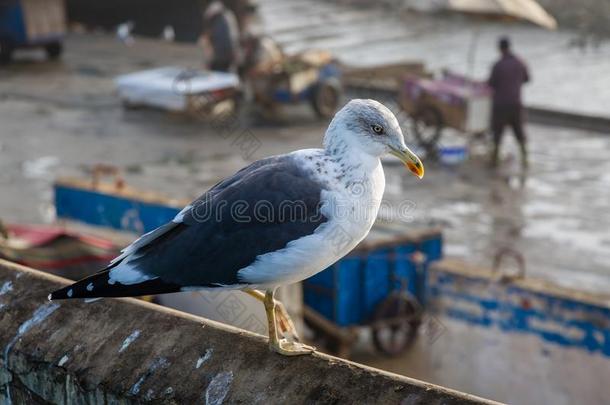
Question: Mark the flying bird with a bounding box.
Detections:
[49,99,424,356]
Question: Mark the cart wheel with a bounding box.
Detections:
[371,292,422,356]
[411,105,443,149]
[0,42,13,64]
[311,80,341,119]
[45,42,63,60]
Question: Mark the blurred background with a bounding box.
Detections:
[1,0,609,403]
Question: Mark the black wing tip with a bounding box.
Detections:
[48,271,183,301]
[49,285,76,300]
[48,271,111,301]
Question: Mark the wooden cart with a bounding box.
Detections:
[302,223,443,358]
[248,49,343,119]
[400,70,492,151]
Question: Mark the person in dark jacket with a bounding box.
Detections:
[201,1,241,72]
[488,37,530,169]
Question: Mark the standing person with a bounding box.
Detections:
[488,37,530,169]
[200,1,241,72]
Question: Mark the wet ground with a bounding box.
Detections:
[1,33,609,297]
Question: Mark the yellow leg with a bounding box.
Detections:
[243,288,299,341]
[263,289,315,356]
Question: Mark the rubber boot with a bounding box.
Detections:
[490,142,500,169]
[520,142,529,171]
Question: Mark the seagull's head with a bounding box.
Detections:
[325,99,424,179]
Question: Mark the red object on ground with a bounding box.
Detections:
[6,224,115,249]
[0,224,119,278]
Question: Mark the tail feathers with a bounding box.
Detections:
[49,270,182,300]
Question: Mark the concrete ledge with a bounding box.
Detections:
[0,259,498,404]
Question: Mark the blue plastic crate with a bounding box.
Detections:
[393,244,418,294]
[304,232,443,326]
[361,248,391,320]
[421,235,443,261]
[305,256,363,326]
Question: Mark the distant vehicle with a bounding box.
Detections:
[400,70,492,152]
[0,0,66,63]
[115,67,242,119]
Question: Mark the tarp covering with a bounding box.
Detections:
[447,0,557,29]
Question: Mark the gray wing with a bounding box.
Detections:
[118,153,327,287]
[50,153,329,299]
[108,155,293,268]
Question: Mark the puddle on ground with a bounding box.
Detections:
[22,156,60,180]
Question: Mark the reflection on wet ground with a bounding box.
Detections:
[384,124,610,295]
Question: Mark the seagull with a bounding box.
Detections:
[49,99,424,355]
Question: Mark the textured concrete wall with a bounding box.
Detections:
[0,259,497,404]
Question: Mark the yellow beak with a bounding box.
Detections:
[390,147,424,179]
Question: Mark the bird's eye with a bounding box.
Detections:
[371,124,384,135]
